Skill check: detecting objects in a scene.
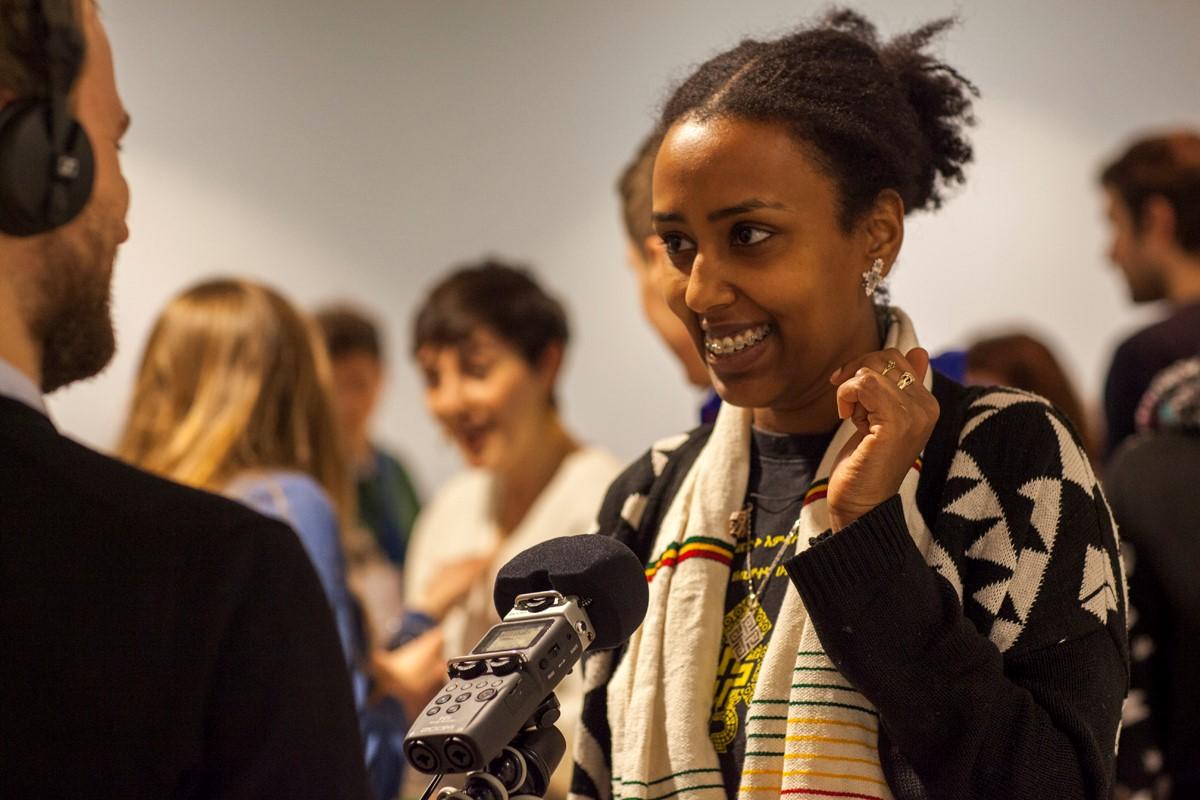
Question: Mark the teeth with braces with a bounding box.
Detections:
[705,323,772,356]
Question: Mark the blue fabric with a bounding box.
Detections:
[230,472,407,800]
[386,609,438,651]
[930,349,967,384]
[231,474,358,665]
[700,388,722,425]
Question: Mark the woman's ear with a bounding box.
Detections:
[860,189,905,276]
[536,341,565,398]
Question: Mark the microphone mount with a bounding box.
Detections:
[419,694,566,800]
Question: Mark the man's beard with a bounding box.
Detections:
[28,206,117,394]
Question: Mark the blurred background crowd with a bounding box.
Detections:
[5,1,1198,799]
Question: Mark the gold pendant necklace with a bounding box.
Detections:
[724,512,801,660]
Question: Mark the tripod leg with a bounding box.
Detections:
[419,773,445,800]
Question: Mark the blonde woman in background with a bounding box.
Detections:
[117,278,422,799]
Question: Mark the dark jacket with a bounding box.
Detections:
[0,396,370,799]
[1109,355,1200,798]
[1103,301,1200,459]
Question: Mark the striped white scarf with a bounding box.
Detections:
[606,309,931,800]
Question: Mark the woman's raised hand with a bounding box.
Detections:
[371,627,447,719]
[827,347,939,532]
[411,556,493,621]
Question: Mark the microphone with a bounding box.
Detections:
[493,533,649,650]
[403,534,648,786]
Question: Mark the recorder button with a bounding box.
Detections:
[435,694,452,705]
[489,656,521,676]
[451,660,486,679]
[454,692,473,703]
[477,688,497,701]
[425,707,441,717]
[446,705,461,714]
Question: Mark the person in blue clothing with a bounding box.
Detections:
[315,304,424,644]
[117,278,440,799]
[315,304,422,571]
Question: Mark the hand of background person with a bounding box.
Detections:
[827,347,939,532]
[370,626,447,721]
[410,556,492,621]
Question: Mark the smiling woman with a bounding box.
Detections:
[571,9,1128,800]
[394,258,622,799]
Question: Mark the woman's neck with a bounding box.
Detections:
[754,314,885,434]
[492,415,579,538]
[752,386,842,434]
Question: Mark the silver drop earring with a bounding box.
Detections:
[861,257,885,296]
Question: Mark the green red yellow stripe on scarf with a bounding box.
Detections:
[645,536,735,581]
[802,457,921,507]
[803,479,830,507]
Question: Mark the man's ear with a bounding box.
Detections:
[860,189,905,276]
[1141,195,1178,249]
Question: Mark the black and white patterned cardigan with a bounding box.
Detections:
[570,375,1129,800]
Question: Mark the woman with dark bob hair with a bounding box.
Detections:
[379,259,620,798]
[570,11,1126,800]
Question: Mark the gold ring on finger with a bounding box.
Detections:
[880,360,897,377]
[896,370,916,391]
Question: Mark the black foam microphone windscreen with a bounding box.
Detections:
[493,534,648,651]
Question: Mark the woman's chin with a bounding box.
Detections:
[709,375,777,411]
[454,437,495,470]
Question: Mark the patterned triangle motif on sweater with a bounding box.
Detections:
[939,391,1070,654]
[1080,544,1120,625]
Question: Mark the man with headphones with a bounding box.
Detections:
[0,3,369,797]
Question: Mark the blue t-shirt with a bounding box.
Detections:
[228,471,406,799]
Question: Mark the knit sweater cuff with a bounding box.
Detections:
[784,495,916,618]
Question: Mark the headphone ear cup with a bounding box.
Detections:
[0,98,95,237]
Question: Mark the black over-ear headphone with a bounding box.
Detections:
[0,0,95,237]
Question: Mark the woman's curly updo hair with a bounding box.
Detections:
[661,9,978,231]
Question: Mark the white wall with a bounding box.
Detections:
[47,0,1200,495]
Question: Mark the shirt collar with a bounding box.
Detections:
[0,357,48,417]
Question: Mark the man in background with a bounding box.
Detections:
[1108,356,1200,799]
[316,304,421,570]
[0,2,367,796]
[1100,130,1200,798]
[618,131,719,424]
[316,304,422,637]
[1099,130,1200,459]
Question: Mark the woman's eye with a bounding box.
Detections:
[464,362,491,379]
[732,225,771,246]
[660,233,696,254]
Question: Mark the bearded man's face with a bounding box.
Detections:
[22,2,130,393]
[29,202,118,392]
